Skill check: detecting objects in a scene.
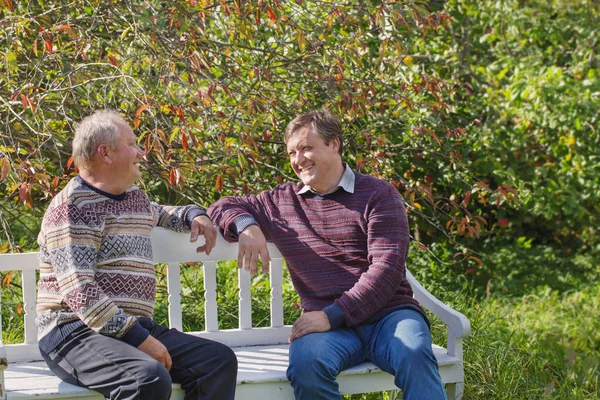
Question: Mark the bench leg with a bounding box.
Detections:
[446,382,464,400]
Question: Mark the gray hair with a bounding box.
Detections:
[284,109,344,155]
[72,110,125,168]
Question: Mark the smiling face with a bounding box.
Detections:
[286,125,344,194]
[108,121,144,189]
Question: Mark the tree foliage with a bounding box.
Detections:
[1,0,597,268]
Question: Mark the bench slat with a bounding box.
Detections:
[167,262,183,331]
[203,261,219,331]
[22,270,37,345]
[238,268,252,330]
[270,259,284,327]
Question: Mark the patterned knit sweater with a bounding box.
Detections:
[36,176,205,351]
[208,172,425,329]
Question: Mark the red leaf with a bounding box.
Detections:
[20,94,28,110]
[66,156,74,170]
[182,131,189,151]
[1,159,9,181]
[177,106,184,122]
[19,183,28,203]
[52,176,60,188]
[266,7,277,23]
[2,270,14,287]
[216,175,223,192]
[190,131,199,148]
[135,103,151,118]
[57,24,77,39]
[169,169,175,186]
[462,191,471,207]
[3,0,14,12]
[108,55,117,66]
[45,39,53,54]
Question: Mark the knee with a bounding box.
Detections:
[137,360,172,399]
[287,347,335,385]
[218,343,238,377]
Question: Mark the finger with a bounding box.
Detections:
[190,221,199,242]
[196,244,207,253]
[237,248,245,270]
[205,229,216,255]
[250,251,259,275]
[165,352,173,372]
[244,250,253,272]
[260,248,271,274]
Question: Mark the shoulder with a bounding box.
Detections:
[42,178,94,226]
[261,181,302,201]
[355,173,399,197]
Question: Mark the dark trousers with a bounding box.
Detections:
[42,318,237,400]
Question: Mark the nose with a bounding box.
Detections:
[296,151,306,164]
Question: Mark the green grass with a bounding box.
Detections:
[447,285,600,400]
[2,252,599,399]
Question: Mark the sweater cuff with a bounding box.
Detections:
[323,303,346,330]
[185,207,208,229]
[121,321,150,348]
[233,215,258,236]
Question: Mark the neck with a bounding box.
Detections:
[312,161,345,194]
[79,168,128,195]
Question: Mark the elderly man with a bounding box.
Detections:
[208,110,446,399]
[36,110,237,400]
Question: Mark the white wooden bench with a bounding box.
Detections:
[0,228,470,399]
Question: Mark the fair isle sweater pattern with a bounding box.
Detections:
[36,176,204,345]
[208,172,425,329]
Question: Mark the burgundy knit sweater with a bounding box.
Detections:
[208,172,426,329]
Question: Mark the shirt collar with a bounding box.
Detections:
[297,163,355,195]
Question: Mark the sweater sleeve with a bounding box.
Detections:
[207,192,274,242]
[44,203,149,346]
[151,203,207,231]
[328,184,411,327]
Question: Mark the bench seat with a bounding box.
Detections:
[5,344,461,399]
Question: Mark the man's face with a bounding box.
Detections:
[286,125,341,193]
[109,121,143,187]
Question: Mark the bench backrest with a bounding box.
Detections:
[0,228,293,363]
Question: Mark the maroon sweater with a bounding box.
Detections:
[208,172,426,329]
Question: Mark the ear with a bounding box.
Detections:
[97,144,112,164]
[330,137,341,153]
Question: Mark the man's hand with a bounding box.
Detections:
[138,335,172,371]
[289,311,331,342]
[238,225,271,275]
[190,215,217,255]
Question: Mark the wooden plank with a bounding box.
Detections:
[0,253,39,272]
[166,262,182,331]
[22,270,37,345]
[238,268,252,330]
[269,259,284,328]
[203,261,218,332]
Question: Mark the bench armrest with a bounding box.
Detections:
[406,270,471,339]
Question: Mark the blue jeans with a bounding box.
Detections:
[286,309,447,400]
